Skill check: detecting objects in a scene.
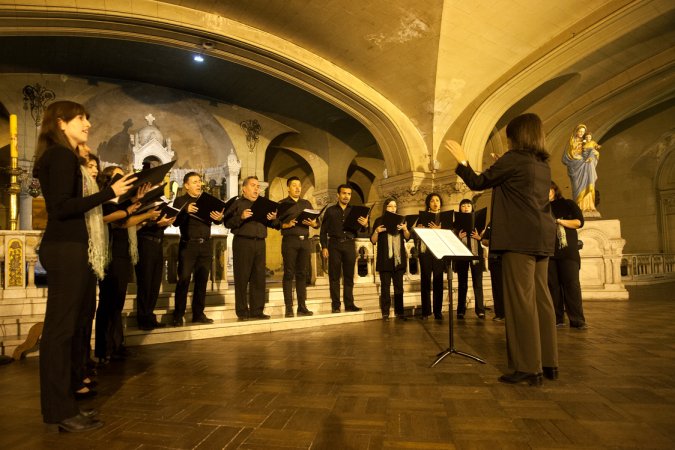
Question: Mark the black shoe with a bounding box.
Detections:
[172,317,184,327]
[382,315,390,321]
[542,366,559,380]
[47,414,103,433]
[82,378,97,389]
[570,322,588,329]
[345,305,362,312]
[419,315,429,320]
[457,313,465,320]
[252,314,271,320]
[498,371,542,386]
[285,309,294,318]
[237,316,248,322]
[297,308,314,316]
[152,321,166,328]
[192,316,214,324]
[331,308,341,313]
[395,315,408,321]
[434,314,443,321]
[477,312,486,319]
[138,323,155,331]
[493,316,505,322]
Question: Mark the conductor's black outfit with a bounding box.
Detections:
[278,196,316,315]
[225,197,277,319]
[548,198,586,328]
[172,194,222,324]
[36,144,115,425]
[319,204,364,312]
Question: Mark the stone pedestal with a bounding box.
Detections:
[578,219,629,299]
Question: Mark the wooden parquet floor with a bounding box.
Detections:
[1,283,674,449]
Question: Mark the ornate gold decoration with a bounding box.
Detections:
[7,239,25,287]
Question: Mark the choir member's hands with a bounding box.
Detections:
[241,208,253,220]
[283,219,298,229]
[145,207,161,221]
[357,216,368,227]
[210,208,224,222]
[303,218,318,227]
[428,221,441,229]
[375,224,386,234]
[470,229,481,240]
[398,221,408,232]
[157,214,175,227]
[322,248,329,259]
[458,230,467,239]
[126,202,141,216]
[111,173,137,197]
[444,139,467,164]
[187,203,199,214]
[267,211,277,220]
[132,182,152,202]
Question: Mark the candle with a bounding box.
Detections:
[9,114,18,158]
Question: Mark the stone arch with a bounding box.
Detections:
[655,131,675,252]
[2,3,426,176]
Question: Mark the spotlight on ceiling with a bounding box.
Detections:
[193,54,205,63]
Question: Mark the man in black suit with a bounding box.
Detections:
[172,172,224,326]
[320,184,368,313]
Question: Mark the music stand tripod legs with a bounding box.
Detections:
[430,259,486,367]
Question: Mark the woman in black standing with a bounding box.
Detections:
[548,181,587,329]
[34,101,134,431]
[371,198,410,320]
[416,193,446,320]
[445,113,558,385]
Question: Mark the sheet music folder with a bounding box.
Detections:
[295,205,327,224]
[115,160,176,203]
[191,192,229,223]
[418,210,453,229]
[413,228,477,261]
[344,205,372,232]
[454,208,487,233]
[250,196,280,223]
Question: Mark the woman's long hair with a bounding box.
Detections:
[506,113,549,162]
[100,165,122,190]
[33,101,89,177]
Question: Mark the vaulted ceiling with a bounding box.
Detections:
[0,0,673,174]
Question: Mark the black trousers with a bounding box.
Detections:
[73,269,97,387]
[328,239,357,310]
[174,240,211,320]
[455,261,485,315]
[419,251,445,317]
[281,235,310,310]
[95,256,131,359]
[233,236,267,318]
[135,236,164,326]
[379,268,405,316]
[488,257,505,318]
[547,258,586,326]
[38,241,92,423]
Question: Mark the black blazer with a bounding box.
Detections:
[456,149,555,256]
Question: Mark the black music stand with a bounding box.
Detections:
[413,228,486,367]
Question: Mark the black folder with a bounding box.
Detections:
[382,211,405,234]
[295,205,327,224]
[418,210,453,229]
[405,214,419,229]
[276,201,299,222]
[454,207,487,233]
[160,201,186,219]
[344,204,372,232]
[115,160,176,203]
[191,191,229,224]
[250,196,280,223]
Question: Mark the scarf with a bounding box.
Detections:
[557,224,568,249]
[387,232,402,267]
[80,166,109,279]
[128,225,139,266]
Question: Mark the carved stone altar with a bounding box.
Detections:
[578,219,629,299]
